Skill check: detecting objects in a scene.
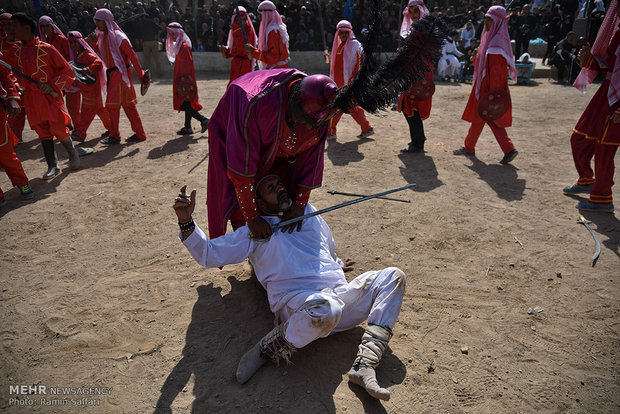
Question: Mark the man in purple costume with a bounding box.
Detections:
[207,68,338,240]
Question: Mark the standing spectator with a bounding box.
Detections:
[137,14,163,79]
[460,20,475,48]
[513,4,538,60]
[326,20,374,141]
[244,0,289,69]
[454,5,519,165]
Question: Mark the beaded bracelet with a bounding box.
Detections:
[178,218,195,233]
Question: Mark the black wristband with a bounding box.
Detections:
[178,218,195,233]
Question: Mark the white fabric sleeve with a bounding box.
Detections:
[318,214,344,266]
[180,224,256,268]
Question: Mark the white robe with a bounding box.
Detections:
[438,39,464,78]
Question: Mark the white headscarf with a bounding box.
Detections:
[166,22,191,63]
[94,8,132,86]
[257,0,289,69]
[329,20,362,85]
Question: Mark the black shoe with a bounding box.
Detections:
[43,166,61,180]
[100,130,111,138]
[453,147,475,156]
[101,136,121,145]
[177,127,193,135]
[200,118,209,133]
[400,145,424,153]
[19,184,34,199]
[71,132,84,143]
[500,149,518,164]
[126,134,145,143]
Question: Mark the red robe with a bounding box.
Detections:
[0,38,26,139]
[462,54,512,128]
[398,69,434,120]
[224,20,256,84]
[73,48,111,139]
[253,30,288,69]
[48,32,81,126]
[0,63,28,199]
[46,32,70,60]
[173,42,202,112]
[573,31,620,145]
[10,37,74,138]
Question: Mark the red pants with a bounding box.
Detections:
[0,122,28,199]
[107,104,147,140]
[7,106,25,139]
[75,104,112,140]
[65,91,81,127]
[33,120,70,141]
[328,106,371,135]
[464,119,515,154]
[570,132,617,204]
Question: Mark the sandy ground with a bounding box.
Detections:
[0,75,619,414]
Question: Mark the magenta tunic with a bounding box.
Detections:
[207,68,327,239]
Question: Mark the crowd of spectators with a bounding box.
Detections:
[1,0,610,56]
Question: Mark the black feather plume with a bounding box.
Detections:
[332,13,447,114]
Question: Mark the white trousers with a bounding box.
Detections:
[277,267,406,348]
[438,56,461,77]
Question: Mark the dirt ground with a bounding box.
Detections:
[0,75,619,414]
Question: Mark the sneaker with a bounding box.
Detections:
[19,184,34,199]
[326,133,337,141]
[357,128,375,139]
[200,118,209,133]
[453,147,475,156]
[42,166,61,180]
[576,201,614,213]
[177,127,193,135]
[100,136,121,145]
[500,149,518,164]
[563,183,594,194]
[126,134,145,143]
[400,145,424,153]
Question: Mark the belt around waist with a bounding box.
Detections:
[106,64,131,74]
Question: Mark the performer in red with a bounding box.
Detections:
[0,13,26,142]
[0,61,33,205]
[39,15,81,129]
[454,5,519,165]
[398,0,433,153]
[563,0,619,212]
[244,1,289,70]
[326,20,374,141]
[166,22,209,135]
[67,31,112,142]
[219,6,256,86]
[10,13,80,179]
[87,8,148,145]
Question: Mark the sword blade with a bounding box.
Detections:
[578,215,601,267]
[328,190,410,203]
[233,0,248,44]
[0,59,59,97]
[273,183,416,230]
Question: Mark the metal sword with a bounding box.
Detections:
[328,190,411,203]
[0,58,59,97]
[232,0,251,60]
[577,215,601,267]
[272,183,416,230]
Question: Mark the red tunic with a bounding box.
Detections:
[46,32,70,61]
[75,49,104,108]
[573,30,620,146]
[462,54,512,128]
[224,20,255,83]
[91,34,144,108]
[173,42,202,112]
[253,30,288,69]
[398,69,434,120]
[10,37,74,130]
[0,62,21,148]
